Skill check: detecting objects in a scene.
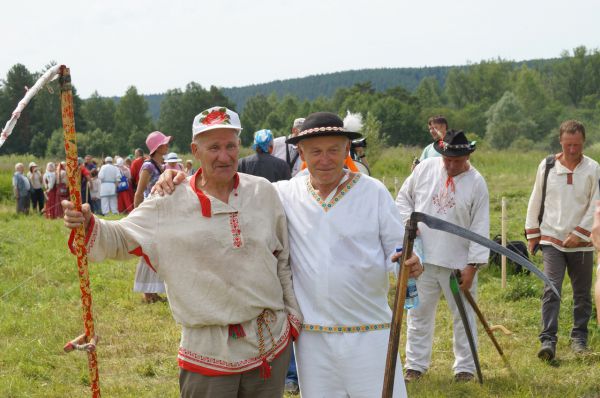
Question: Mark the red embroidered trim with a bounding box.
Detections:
[288,314,301,340]
[189,169,240,218]
[575,226,591,237]
[540,235,593,248]
[525,228,541,235]
[229,213,243,248]
[68,216,96,255]
[128,246,157,272]
[177,322,291,375]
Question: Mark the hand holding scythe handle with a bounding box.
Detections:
[382,216,418,398]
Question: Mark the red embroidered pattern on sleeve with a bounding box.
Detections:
[229,213,243,248]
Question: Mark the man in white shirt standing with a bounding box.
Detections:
[272,118,305,178]
[273,112,422,397]
[98,156,120,215]
[396,129,490,383]
[525,120,600,361]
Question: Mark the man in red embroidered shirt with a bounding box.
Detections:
[63,106,301,397]
[525,119,600,361]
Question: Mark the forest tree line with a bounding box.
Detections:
[1,46,599,159]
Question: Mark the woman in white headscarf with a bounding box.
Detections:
[43,162,59,219]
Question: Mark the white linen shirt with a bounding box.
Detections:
[98,163,120,197]
[525,154,600,252]
[75,172,301,376]
[395,157,490,269]
[274,173,403,329]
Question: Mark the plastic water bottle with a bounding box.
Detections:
[396,247,419,310]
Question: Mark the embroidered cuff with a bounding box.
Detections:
[573,226,592,242]
[525,228,541,240]
[288,313,302,340]
[68,216,96,256]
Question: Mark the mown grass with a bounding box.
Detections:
[1,148,600,397]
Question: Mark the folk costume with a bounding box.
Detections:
[396,130,489,377]
[525,153,600,349]
[274,112,407,398]
[133,132,171,297]
[71,171,302,387]
[98,157,120,215]
[43,162,60,219]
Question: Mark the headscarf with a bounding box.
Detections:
[44,162,56,190]
[252,129,273,153]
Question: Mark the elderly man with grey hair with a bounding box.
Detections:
[272,118,305,178]
[13,162,31,214]
[63,106,301,398]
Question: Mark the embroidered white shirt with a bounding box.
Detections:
[80,173,301,375]
[525,154,600,252]
[274,173,403,328]
[395,157,490,269]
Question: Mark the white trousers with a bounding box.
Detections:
[295,329,407,398]
[100,195,118,215]
[405,263,478,375]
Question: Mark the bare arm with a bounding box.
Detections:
[134,169,151,208]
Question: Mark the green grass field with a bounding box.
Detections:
[1,148,599,397]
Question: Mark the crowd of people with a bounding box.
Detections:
[17,104,597,397]
[11,150,195,218]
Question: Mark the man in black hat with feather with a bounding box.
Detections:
[396,130,490,383]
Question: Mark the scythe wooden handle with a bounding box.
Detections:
[59,65,101,398]
[382,217,417,398]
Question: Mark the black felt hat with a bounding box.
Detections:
[433,129,476,157]
[286,112,362,145]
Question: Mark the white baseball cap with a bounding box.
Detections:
[192,106,242,138]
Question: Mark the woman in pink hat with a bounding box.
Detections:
[133,131,171,303]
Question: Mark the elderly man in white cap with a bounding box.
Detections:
[62,106,301,398]
[272,118,305,178]
[154,111,422,397]
[97,156,120,215]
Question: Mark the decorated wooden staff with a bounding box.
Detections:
[59,65,101,398]
[382,217,417,398]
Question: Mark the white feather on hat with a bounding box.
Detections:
[343,111,363,133]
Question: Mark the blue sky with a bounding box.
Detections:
[4,0,599,98]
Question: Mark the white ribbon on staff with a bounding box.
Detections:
[0,64,62,149]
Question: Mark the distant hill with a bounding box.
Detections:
[140,58,558,120]
[221,66,455,111]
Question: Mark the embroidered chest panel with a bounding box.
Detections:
[307,174,361,212]
[432,176,456,214]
